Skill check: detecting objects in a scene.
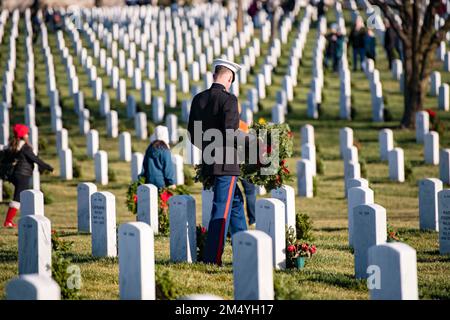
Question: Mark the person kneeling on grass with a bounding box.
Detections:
[2,124,54,228]
[140,139,176,190]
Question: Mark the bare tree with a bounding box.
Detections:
[368,0,450,128]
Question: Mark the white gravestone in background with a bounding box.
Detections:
[232,230,274,300]
[20,190,44,216]
[94,151,108,185]
[255,198,286,270]
[419,178,442,231]
[137,184,159,235]
[348,186,374,247]
[169,195,197,263]
[438,189,450,254]
[271,185,296,233]
[77,182,97,233]
[353,203,387,279]
[91,191,117,257]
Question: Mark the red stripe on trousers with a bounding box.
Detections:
[215,176,236,265]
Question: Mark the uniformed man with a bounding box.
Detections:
[188,58,247,266]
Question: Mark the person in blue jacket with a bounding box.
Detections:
[141,140,175,189]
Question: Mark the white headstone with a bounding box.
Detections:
[20,190,44,216]
[169,195,197,263]
[137,184,159,235]
[415,111,429,143]
[91,191,117,257]
[271,185,296,232]
[94,151,108,185]
[301,143,317,176]
[297,159,313,198]
[255,198,286,270]
[59,148,73,180]
[131,152,143,182]
[438,83,449,111]
[172,154,184,185]
[388,148,405,182]
[118,222,155,300]
[77,182,97,233]
[232,230,274,300]
[135,112,148,140]
[348,186,374,247]
[152,97,164,123]
[440,149,450,184]
[368,242,418,300]
[107,110,119,138]
[353,203,387,279]
[87,129,99,158]
[438,189,450,254]
[18,215,52,276]
[424,131,439,165]
[6,275,60,300]
[301,124,315,146]
[379,129,394,161]
[119,132,132,162]
[340,127,353,158]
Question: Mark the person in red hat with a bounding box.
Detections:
[2,124,53,228]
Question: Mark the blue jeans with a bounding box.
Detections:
[203,176,247,265]
[241,179,256,225]
[353,47,365,71]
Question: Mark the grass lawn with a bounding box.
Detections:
[0,7,449,300]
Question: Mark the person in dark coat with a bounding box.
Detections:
[2,124,53,228]
[384,19,401,69]
[188,58,247,266]
[364,28,377,61]
[140,140,175,189]
[349,16,366,71]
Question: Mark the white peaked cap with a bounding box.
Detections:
[212,58,242,82]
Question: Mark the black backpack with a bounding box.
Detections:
[0,148,17,181]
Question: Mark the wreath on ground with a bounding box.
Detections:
[126,177,189,235]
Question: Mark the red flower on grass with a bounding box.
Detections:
[309,245,317,255]
[201,227,207,234]
[133,194,138,204]
[282,166,290,174]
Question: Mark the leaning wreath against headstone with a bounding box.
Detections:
[126,177,189,235]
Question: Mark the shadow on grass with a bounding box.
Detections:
[65,253,118,264]
[0,249,18,263]
[303,270,367,291]
[319,227,347,233]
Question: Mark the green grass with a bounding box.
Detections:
[1,8,450,300]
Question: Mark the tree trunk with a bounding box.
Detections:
[237,0,243,33]
[403,73,427,128]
